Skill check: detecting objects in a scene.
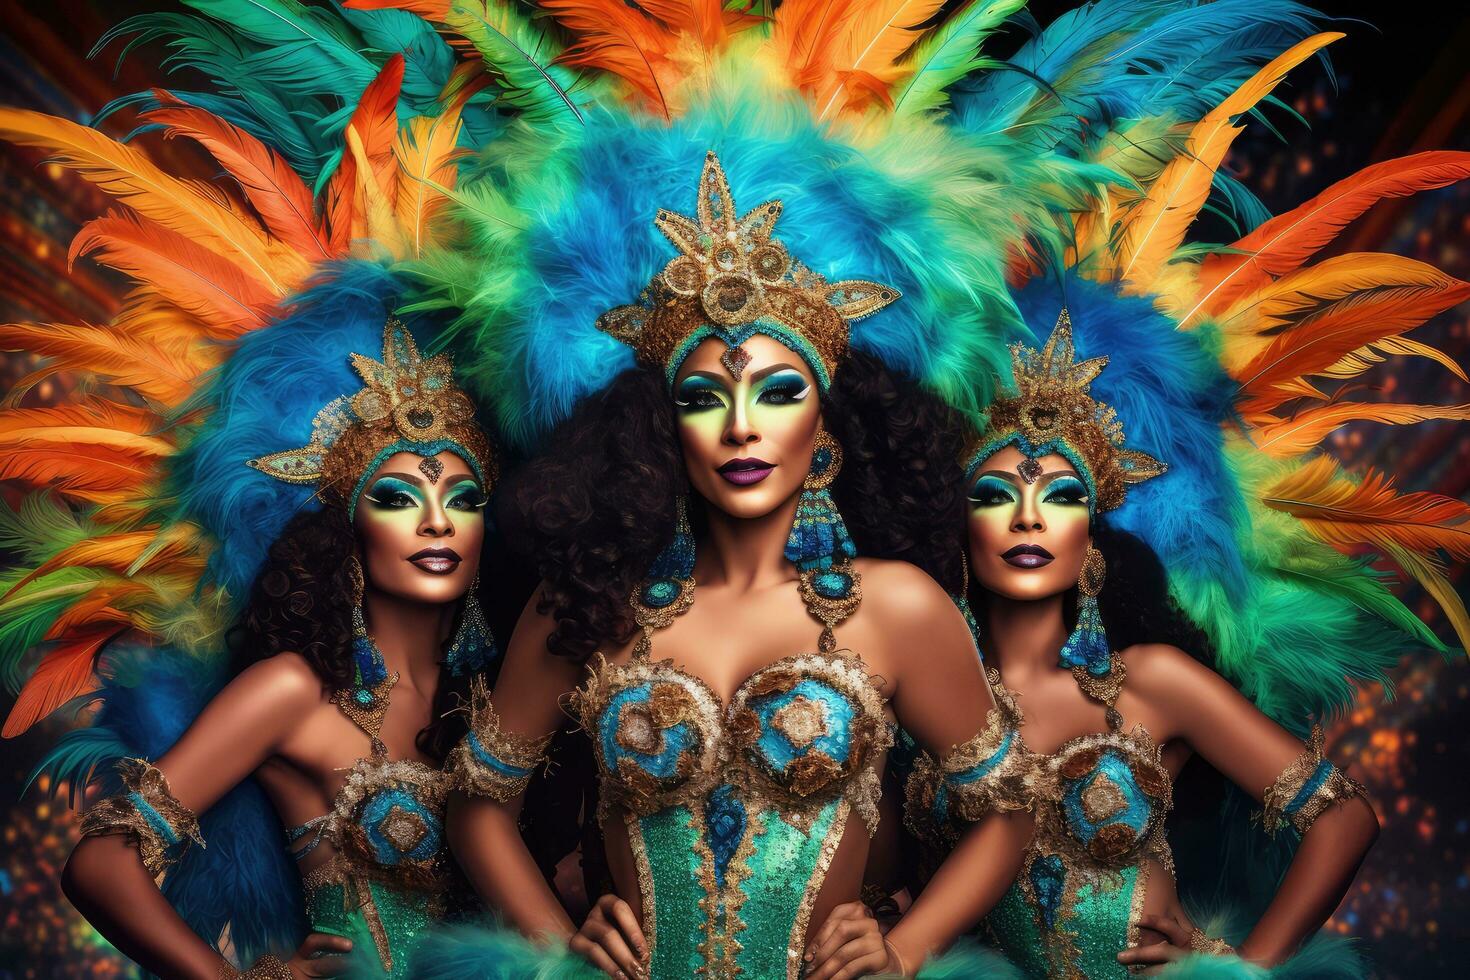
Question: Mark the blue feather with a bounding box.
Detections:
[458,97,1028,449]
[169,263,406,599]
[1013,274,1249,601]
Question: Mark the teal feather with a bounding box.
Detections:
[339,5,457,111]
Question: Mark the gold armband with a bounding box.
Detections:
[904,707,1031,846]
[1260,725,1366,835]
[446,678,553,802]
[79,759,203,877]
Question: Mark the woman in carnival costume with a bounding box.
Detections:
[52,275,500,980]
[904,9,1470,978]
[0,22,512,970]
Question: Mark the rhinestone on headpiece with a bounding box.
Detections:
[247,320,495,506]
[596,151,901,388]
[965,310,1165,513]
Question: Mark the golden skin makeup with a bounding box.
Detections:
[353,449,486,607]
[671,332,822,522]
[967,445,1092,603]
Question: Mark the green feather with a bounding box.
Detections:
[0,495,95,566]
[891,0,1027,117]
[446,0,597,128]
[0,568,103,695]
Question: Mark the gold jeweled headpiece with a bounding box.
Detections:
[596,150,901,389]
[248,320,495,507]
[964,310,1165,513]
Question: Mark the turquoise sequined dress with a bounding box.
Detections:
[570,565,891,980]
[909,658,1174,980]
[286,688,456,978]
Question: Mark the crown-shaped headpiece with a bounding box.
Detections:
[965,310,1165,513]
[597,151,900,388]
[248,320,495,507]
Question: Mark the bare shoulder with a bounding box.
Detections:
[1119,642,1221,699]
[225,652,329,709]
[850,557,959,627]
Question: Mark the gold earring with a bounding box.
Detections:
[803,428,843,491]
[1079,545,1106,598]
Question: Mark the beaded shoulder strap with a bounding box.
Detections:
[1071,650,1127,732]
[797,560,862,652]
[627,509,864,659]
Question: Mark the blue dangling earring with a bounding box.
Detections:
[1058,545,1110,677]
[785,428,856,573]
[445,571,497,676]
[334,555,397,744]
[638,493,696,611]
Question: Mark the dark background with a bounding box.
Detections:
[0,2,1466,976]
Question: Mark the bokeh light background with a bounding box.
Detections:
[0,2,1466,977]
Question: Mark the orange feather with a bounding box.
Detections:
[5,530,205,601]
[342,0,449,16]
[71,211,278,335]
[1189,152,1470,322]
[635,0,763,47]
[1317,335,1469,384]
[328,56,406,252]
[394,107,465,257]
[144,92,332,262]
[0,107,302,296]
[771,0,858,93]
[1249,402,1470,457]
[814,0,946,122]
[3,624,125,737]
[0,322,204,407]
[542,0,676,114]
[41,588,140,643]
[1116,33,1340,291]
[0,401,170,501]
[1234,265,1470,406]
[1262,455,1470,561]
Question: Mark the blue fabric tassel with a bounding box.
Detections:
[784,486,857,572]
[1058,594,1111,676]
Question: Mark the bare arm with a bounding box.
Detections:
[874,567,1032,971]
[446,589,584,942]
[1125,645,1379,966]
[62,655,340,980]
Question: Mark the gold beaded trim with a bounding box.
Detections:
[79,759,204,878]
[218,954,293,979]
[447,676,554,802]
[1260,725,1367,835]
[1189,927,1237,957]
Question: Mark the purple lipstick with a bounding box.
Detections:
[408,547,462,574]
[718,457,776,486]
[1001,544,1054,569]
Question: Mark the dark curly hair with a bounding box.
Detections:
[228,505,501,761]
[496,350,973,662]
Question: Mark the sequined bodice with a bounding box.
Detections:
[582,652,888,820]
[288,736,453,976]
[1036,729,1171,871]
[987,663,1175,980]
[568,558,890,979]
